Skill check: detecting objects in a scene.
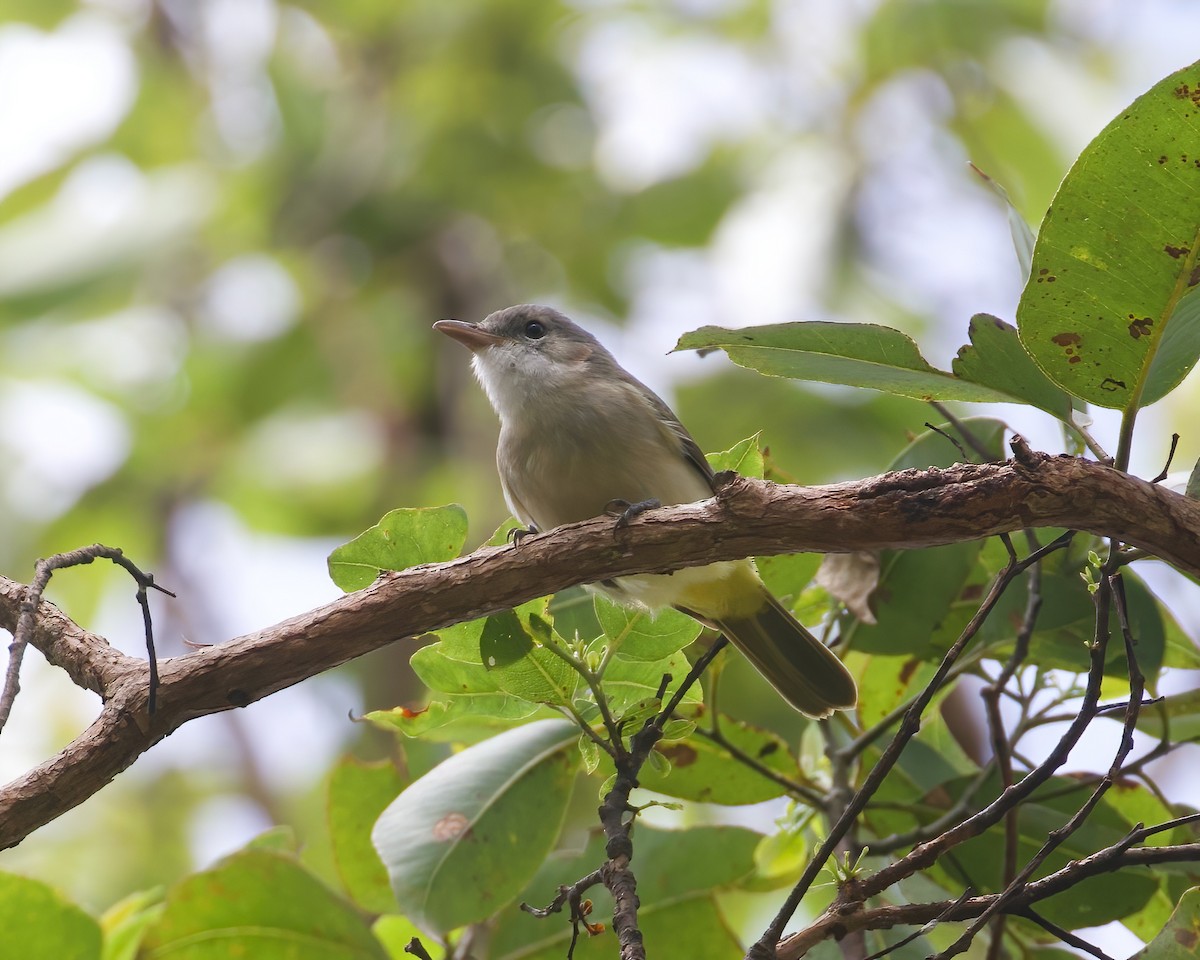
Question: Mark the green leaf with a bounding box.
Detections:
[1017,60,1200,409]
[1130,886,1200,959]
[371,718,578,935]
[479,610,579,706]
[0,873,101,960]
[756,553,822,603]
[1188,458,1200,499]
[1023,565,1166,683]
[328,505,468,591]
[636,715,801,805]
[410,642,500,695]
[1136,688,1200,742]
[946,776,1159,929]
[845,542,983,657]
[101,889,165,960]
[675,322,1014,402]
[243,825,299,853]
[139,848,386,958]
[706,433,765,478]
[364,695,542,741]
[854,655,938,730]
[594,595,703,661]
[890,416,1007,469]
[328,758,407,914]
[372,916,429,960]
[491,826,759,960]
[952,315,1074,421]
[845,419,1004,657]
[598,650,706,717]
[0,0,77,26]
[970,165,1037,282]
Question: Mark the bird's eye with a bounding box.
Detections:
[524,321,546,340]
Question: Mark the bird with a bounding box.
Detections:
[433,304,857,717]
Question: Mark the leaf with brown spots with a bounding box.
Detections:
[1128,886,1200,959]
[1018,59,1200,409]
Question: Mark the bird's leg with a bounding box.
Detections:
[604,498,661,531]
[507,523,540,547]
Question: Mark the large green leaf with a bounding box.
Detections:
[138,849,386,959]
[0,873,100,960]
[706,433,766,478]
[364,695,542,742]
[596,650,706,717]
[952,314,1074,421]
[490,826,759,960]
[327,758,407,914]
[593,596,703,662]
[1017,60,1200,409]
[101,889,165,960]
[479,609,579,706]
[328,505,468,591]
[943,776,1159,929]
[675,322,1014,402]
[1136,688,1200,742]
[371,718,578,935]
[637,715,801,805]
[1130,887,1200,959]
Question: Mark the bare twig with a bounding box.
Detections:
[1017,908,1117,960]
[404,936,435,960]
[747,532,1058,959]
[693,724,827,808]
[930,560,1147,959]
[927,402,998,461]
[1151,433,1180,483]
[1,545,172,734]
[981,533,1044,960]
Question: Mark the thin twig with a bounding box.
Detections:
[1,545,172,732]
[862,888,975,960]
[591,636,730,960]
[928,401,998,461]
[1151,433,1180,483]
[930,558,1145,958]
[1017,908,1116,960]
[981,532,1043,960]
[748,539,1039,959]
[404,937,435,960]
[693,725,826,808]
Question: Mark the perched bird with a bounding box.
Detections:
[434,304,857,717]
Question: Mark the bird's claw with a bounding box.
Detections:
[507,524,539,547]
[604,498,661,532]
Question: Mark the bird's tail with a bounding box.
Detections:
[707,591,857,718]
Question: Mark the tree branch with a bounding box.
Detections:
[1,446,1198,849]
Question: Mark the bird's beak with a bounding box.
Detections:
[433,319,505,352]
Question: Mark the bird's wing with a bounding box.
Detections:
[642,390,716,490]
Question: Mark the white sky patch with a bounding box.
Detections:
[0,156,216,299]
[0,13,137,200]
[197,254,301,342]
[577,19,771,190]
[199,0,281,161]
[3,306,188,393]
[0,380,131,520]
[237,407,386,489]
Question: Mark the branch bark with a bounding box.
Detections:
[1,446,1198,849]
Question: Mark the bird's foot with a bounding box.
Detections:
[604,498,661,531]
[507,523,539,547]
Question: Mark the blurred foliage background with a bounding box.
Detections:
[1,0,1198,934]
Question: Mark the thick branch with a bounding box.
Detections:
[1,448,1198,848]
